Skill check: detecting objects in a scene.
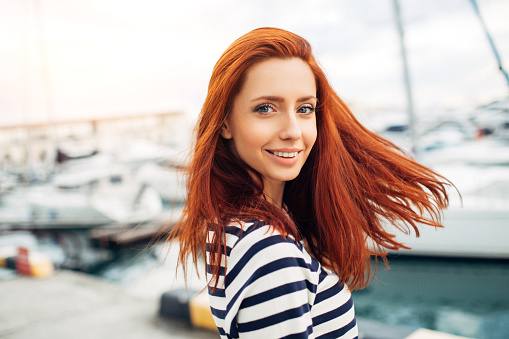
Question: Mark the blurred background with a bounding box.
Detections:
[0,0,508,338]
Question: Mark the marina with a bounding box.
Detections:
[1,0,508,337]
[1,103,509,338]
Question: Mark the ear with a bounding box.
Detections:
[220,122,233,139]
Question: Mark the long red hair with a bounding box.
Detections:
[168,27,450,290]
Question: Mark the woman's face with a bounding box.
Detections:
[221,57,317,198]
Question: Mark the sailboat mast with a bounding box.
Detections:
[33,0,58,177]
[34,0,55,124]
[469,0,509,93]
[392,0,419,161]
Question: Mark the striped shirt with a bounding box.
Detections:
[206,219,358,338]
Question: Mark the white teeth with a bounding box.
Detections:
[272,151,298,158]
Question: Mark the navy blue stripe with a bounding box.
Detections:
[231,222,262,248]
[206,243,232,256]
[227,256,309,313]
[307,256,320,273]
[208,286,225,297]
[229,318,239,338]
[314,281,344,305]
[312,295,354,327]
[240,280,315,309]
[237,303,311,332]
[225,235,295,286]
[217,326,225,336]
[280,325,314,339]
[225,225,243,237]
[315,317,357,339]
[207,264,225,276]
[318,267,328,284]
[210,306,226,319]
[240,220,267,237]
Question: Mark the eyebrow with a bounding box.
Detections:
[250,95,317,103]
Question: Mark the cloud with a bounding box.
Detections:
[0,0,507,126]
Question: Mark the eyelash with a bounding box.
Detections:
[254,103,276,114]
[298,105,316,115]
[254,103,316,115]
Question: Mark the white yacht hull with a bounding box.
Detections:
[393,208,509,259]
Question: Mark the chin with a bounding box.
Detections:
[277,172,301,182]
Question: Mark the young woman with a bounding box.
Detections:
[169,27,450,338]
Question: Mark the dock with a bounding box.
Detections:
[88,209,182,249]
[0,269,471,339]
[0,269,217,339]
[89,223,169,249]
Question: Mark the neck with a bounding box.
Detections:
[263,180,285,208]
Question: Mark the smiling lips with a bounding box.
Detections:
[267,150,300,158]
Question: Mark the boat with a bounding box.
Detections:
[392,163,509,259]
[419,137,509,166]
[2,161,163,229]
[100,139,187,202]
[0,172,17,194]
[367,109,509,259]
[472,98,509,139]
[135,158,186,203]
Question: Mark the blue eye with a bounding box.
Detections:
[298,105,315,114]
[255,104,276,114]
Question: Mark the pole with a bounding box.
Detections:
[392,0,419,161]
[469,0,509,93]
[34,0,57,176]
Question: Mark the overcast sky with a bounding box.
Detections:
[1,0,508,127]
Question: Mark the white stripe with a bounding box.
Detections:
[312,278,351,318]
[237,314,315,339]
[226,243,304,292]
[340,323,359,339]
[313,306,356,336]
[235,280,313,322]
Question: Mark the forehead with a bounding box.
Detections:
[238,58,316,98]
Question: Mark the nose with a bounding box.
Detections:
[279,111,302,140]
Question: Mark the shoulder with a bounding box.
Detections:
[228,219,302,257]
[224,219,319,285]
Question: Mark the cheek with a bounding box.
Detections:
[237,133,267,154]
[303,120,318,147]
[231,123,268,157]
[235,120,274,150]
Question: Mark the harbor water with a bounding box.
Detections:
[352,256,509,339]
